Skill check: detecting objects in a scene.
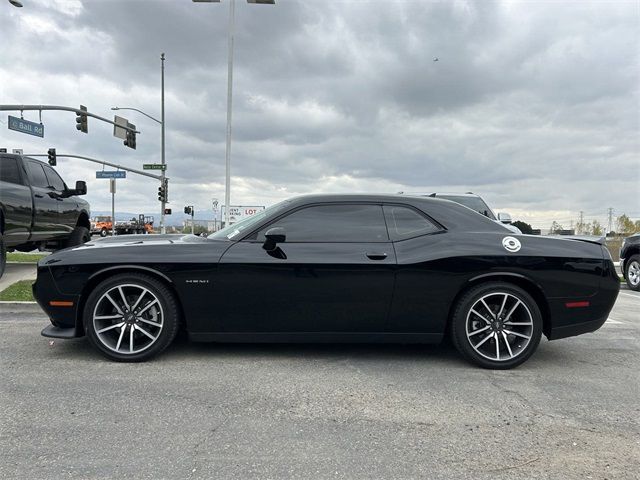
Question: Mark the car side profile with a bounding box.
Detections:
[0,153,90,278]
[34,194,619,369]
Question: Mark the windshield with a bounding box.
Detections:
[437,195,496,220]
[208,200,291,240]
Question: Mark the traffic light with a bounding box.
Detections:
[124,123,136,150]
[75,105,88,133]
[184,206,192,215]
[164,208,172,215]
[47,148,57,166]
[158,185,166,202]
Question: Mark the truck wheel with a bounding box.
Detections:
[66,226,91,248]
[100,228,108,237]
[0,235,6,280]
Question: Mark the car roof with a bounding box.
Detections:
[273,193,505,233]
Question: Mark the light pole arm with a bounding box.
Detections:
[111,107,162,125]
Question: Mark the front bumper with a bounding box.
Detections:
[33,267,83,338]
[41,324,77,338]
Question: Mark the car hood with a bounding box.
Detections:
[86,233,196,246]
[40,234,230,267]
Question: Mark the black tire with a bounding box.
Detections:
[66,225,91,248]
[0,234,6,280]
[83,273,180,362]
[450,282,543,369]
[100,228,108,237]
[625,255,640,291]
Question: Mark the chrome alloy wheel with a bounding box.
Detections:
[628,261,640,287]
[92,284,164,355]
[465,292,534,362]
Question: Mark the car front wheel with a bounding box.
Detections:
[450,282,543,369]
[84,273,180,362]
[625,255,640,291]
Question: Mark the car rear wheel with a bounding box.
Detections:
[450,282,542,369]
[84,273,179,362]
[100,227,108,237]
[625,255,640,291]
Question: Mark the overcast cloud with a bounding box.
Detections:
[1,0,638,229]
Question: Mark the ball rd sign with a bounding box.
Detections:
[222,205,265,225]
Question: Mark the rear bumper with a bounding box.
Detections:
[547,260,619,340]
[548,314,608,340]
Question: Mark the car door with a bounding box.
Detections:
[43,164,75,235]
[216,203,396,334]
[24,160,63,241]
[0,156,32,245]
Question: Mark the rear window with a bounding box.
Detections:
[384,205,441,240]
[26,161,49,188]
[0,157,23,185]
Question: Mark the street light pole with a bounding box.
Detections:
[160,53,167,234]
[193,0,274,228]
[111,52,166,233]
[223,0,236,228]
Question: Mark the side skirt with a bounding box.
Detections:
[188,332,444,344]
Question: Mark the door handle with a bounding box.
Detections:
[34,194,44,198]
[366,252,388,260]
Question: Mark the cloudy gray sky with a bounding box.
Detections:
[1,0,639,229]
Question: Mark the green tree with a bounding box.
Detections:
[512,220,533,234]
[616,214,636,235]
[590,220,603,236]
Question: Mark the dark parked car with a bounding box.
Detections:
[620,233,640,291]
[0,153,90,278]
[34,194,619,368]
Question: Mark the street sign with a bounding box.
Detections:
[113,115,128,140]
[8,115,44,138]
[96,171,126,179]
[222,205,265,225]
[143,163,166,171]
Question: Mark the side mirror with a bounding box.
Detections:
[262,227,286,251]
[74,180,87,196]
[497,212,512,224]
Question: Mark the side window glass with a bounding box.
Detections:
[384,205,441,241]
[27,161,49,188]
[43,166,66,191]
[0,157,23,185]
[258,204,388,242]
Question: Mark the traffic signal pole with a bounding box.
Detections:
[25,153,165,181]
[160,53,167,234]
[0,105,139,133]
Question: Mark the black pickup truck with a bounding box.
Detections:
[0,153,91,278]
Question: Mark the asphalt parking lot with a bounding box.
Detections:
[1,290,638,480]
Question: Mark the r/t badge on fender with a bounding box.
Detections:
[502,236,521,253]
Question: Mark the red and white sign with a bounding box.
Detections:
[222,205,265,225]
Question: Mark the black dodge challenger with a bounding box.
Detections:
[34,194,619,368]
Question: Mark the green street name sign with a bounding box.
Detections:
[143,163,166,171]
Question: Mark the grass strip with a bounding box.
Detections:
[6,252,48,263]
[0,280,35,301]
